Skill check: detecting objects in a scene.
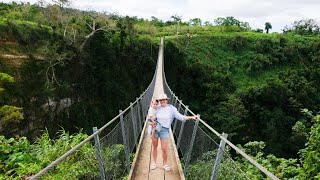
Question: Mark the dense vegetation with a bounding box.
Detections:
[165,33,320,158]
[0,1,320,179]
[0,2,157,138]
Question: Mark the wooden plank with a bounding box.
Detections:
[148,139,164,180]
[165,129,185,180]
[131,38,183,180]
[128,121,147,179]
[130,128,152,180]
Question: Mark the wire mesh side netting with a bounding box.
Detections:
[41,138,100,180]
[40,97,148,180]
[183,127,220,180]
[99,122,128,180]
[97,96,150,180]
[178,118,196,158]
[172,105,185,139]
[213,146,251,180]
[177,123,252,180]
[168,97,254,180]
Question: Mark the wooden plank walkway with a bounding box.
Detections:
[128,124,184,180]
[128,37,184,180]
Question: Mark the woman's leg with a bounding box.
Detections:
[160,138,168,165]
[152,137,159,163]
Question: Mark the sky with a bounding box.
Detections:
[2,0,320,32]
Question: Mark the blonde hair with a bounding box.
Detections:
[150,99,158,106]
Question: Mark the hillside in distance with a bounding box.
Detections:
[164,33,320,158]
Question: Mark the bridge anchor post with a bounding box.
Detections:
[211,132,228,180]
[130,102,138,146]
[177,106,189,149]
[120,110,131,172]
[136,98,142,132]
[173,99,182,135]
[93,127,106,180]
[183,115,200,175]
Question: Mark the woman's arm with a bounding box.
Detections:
[148,120,156,127]
[172,105,199,121]
[183,115,199,121]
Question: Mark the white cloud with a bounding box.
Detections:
[1,0,319,32]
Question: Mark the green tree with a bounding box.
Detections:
[255,28,263,33]
[214,16,250,31]
[189,18,202,26]
[212,95,248,140]
[150,16,164,27]
[170,14,182,35]
[52,0,71,8]
[299,109,320,179]
[203,21,211,26]
[265,22,272,33]
[214,16,240,26]
[0,73,14,93]
[80,11,113,51]
[285,18,320,35]
[0,73,24,131]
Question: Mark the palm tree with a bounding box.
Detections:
[265,22,272,33]
[171,14,182,35]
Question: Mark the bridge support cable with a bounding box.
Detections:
[30,53,158,179]
[160,40,279,179]
[163,84,280,179]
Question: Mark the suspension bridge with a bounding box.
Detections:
[29,38,280,180]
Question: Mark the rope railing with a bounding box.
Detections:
[29,63,157,180]
[29,37,167,180]
[30,37,280,180]
[163,74,279,179]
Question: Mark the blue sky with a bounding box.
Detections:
[2,0,320,32]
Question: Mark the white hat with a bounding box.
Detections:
[156,93,170,100]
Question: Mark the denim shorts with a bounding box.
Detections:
[154,126,169,139]
[149,126,169,139]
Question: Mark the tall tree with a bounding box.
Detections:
[151,16,164,27]
[214,16,240,26]
[80,11,113,51]
[265,22,272,33]
[170,14,182,35]
[204,21,212,26]
[285,19,320,35]
[189,18,202,26]
[52,0,71,8]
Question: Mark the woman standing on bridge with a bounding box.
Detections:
[150,93,198,171]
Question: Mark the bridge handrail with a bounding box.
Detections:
[30,83,154,180]
[30,36,163,180]
[162,62,279,180]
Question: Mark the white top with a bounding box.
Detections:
[156,105,185,128]
[148,106,157,118]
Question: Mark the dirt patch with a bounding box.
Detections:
[1,54,28,59]
[0,39,19,45]
[1,54,45,68]
[0,54,27,68]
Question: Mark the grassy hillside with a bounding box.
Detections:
[164,33,320,158]
[166,32,319,89]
